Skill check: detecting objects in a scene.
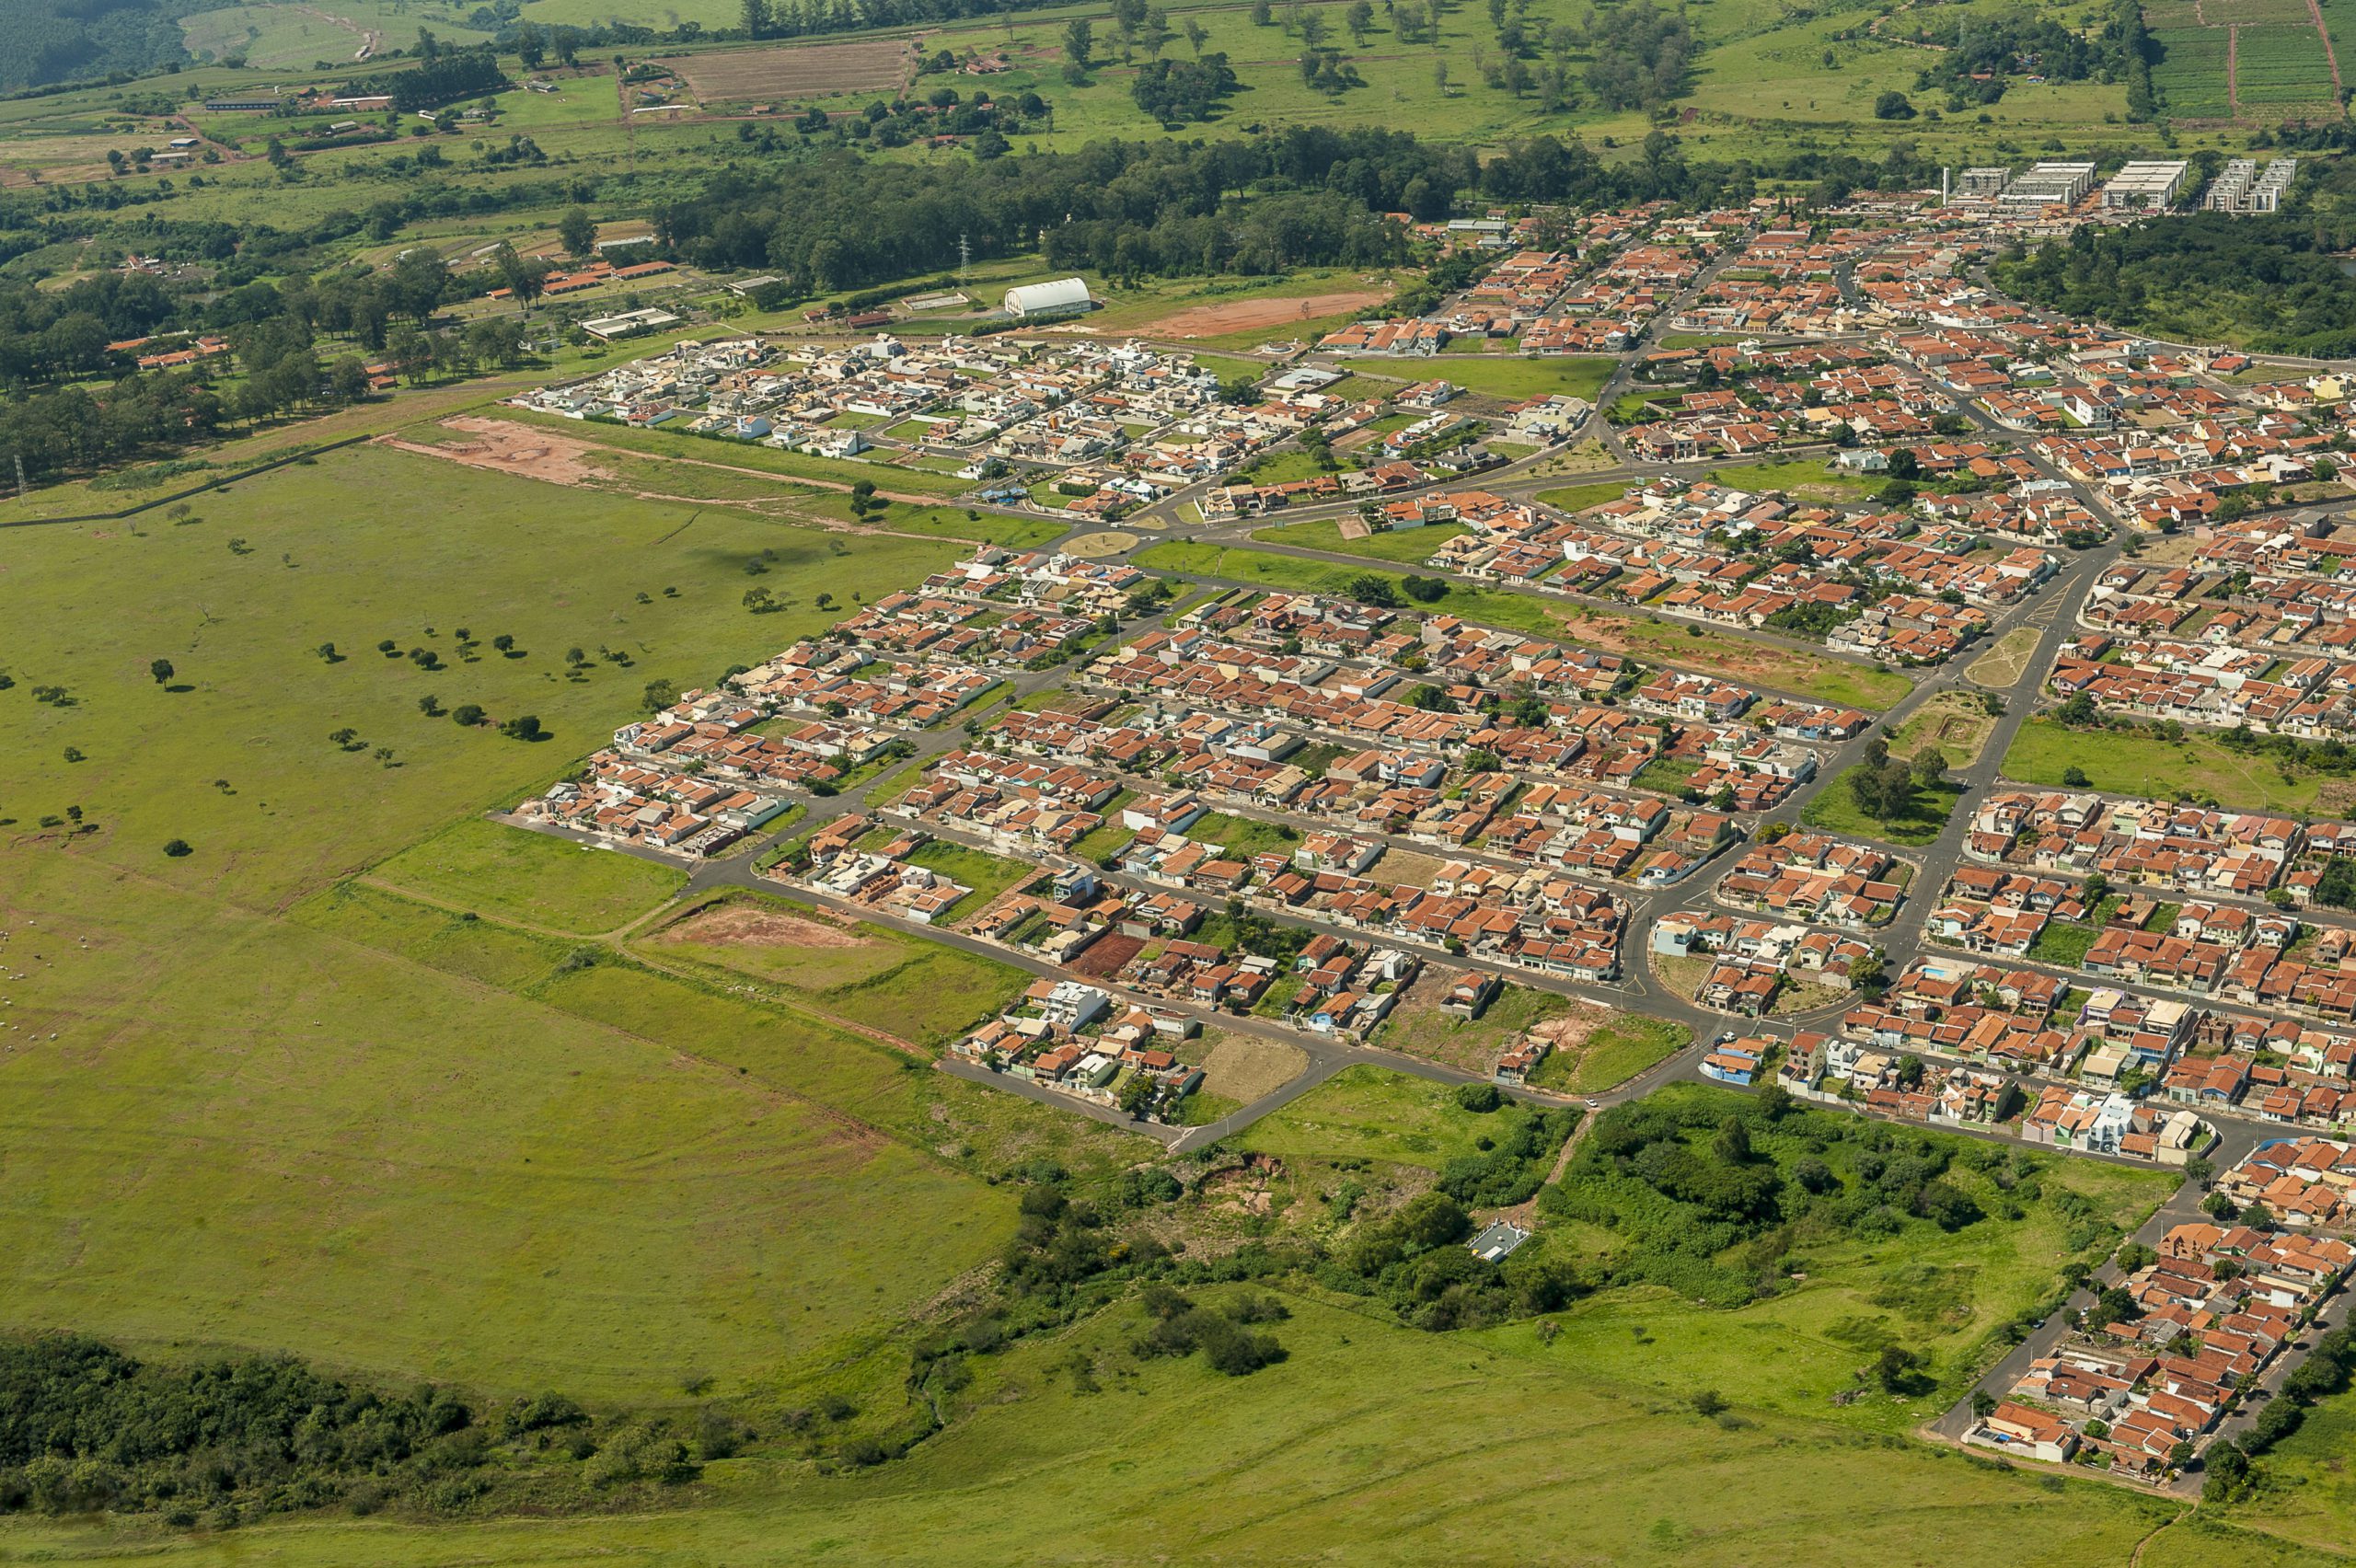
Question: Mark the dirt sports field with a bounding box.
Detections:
[663,40,914,101]
[1139,288,1392,339]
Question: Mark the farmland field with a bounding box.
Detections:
[661,39,914,103]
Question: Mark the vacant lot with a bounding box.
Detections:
[1141,288,1392,339]
[641,890,1028,1047]
[2004,716,2334,813]
[1380,976,1576,1074]
[1803,767,1963,847]
[370,817,685,933]
[1336,354,1615,403]
[1198,1032,1310,1101]
[664,39,911,101]
[1527,1011,1692,1095]
[1887,690,2000,769]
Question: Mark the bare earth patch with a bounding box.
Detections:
[1139,288,1392,340]
[655,903,880,952]
[381,416,616,489]
[1199,1032,1309,1101]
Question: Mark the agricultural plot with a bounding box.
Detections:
[662,39,914,104]
[2232,24,2342,109]
[2149,29,2235,118]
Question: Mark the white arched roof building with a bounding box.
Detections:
[1002,277,1094,318]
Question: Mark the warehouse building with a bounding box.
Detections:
[1002,277,1095,320]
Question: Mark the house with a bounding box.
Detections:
[1967,1402,2080,1464]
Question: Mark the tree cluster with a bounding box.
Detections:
[0,1332,639,1524]
[1130,53,1239,122]
[1994,213,2356,359]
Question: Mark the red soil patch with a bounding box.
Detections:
[1138,287,1393,340]
[1066,931,1146,977]
[659,904,879,951]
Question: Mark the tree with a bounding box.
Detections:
[492,634,516,653]
[1453,1082,1504,1113]
[2062,765,2092,788]
[317,642,341,663]
[1910,746,1948,788]
[558,207,598,260]
[149,659,174,685]
[163,838,192,858]
[1345,572,1402,609]
[1971,1389,1997,1419]
[1345,0,1374,43]
[329,356,372,404]
[1847,951,1888,998]
[452,703,485,726]
[1873,90,1915,119]
[2202,1441,2250,1503]
[1184,17,1209,53]
[517,26,545,68]
[1874,1344,1925,1393]
[1118,1073,1158,1118]
[501,714,545,741]
[1063,17,1095,71]
[418,695,443,716]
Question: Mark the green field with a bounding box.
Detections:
[638,888,1032,1047]
[1336,355,1616,403]
[1528,1014,1692,1095]
[1250,517,1471,564]
[369,817,686,933]
[1712,458,1874,498]
[1237,1064,1542,1168]
[1534,480,1634,513]
[1800,767,1965,847]
[2002,716,2328,813]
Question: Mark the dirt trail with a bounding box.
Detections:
[2309,0,2346,96]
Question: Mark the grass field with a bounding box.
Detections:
[1250,517,1470,564]
[5,446,963,905]
[1335,355,1616,403]
[1527,1014,1692,1096]
[1713,458,1874,499]
[0,1271,2199,1565]
[0,445,1057,1411]
[2002,716,2331,813]
[1535,480,1634,513]
[1554,603,1916,711]
[368,817,686,933]
[1,858,1011,1407]
[1802,767,1964,847]
[1238,1064,1548,1169]
[637,889,1031,1046]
